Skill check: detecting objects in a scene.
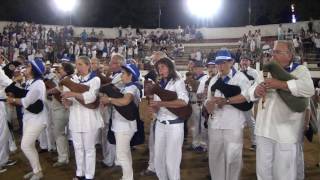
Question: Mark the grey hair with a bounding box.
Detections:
[275,40,295,56]
[111,53,125,65]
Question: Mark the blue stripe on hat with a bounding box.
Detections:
[30,59,45,75]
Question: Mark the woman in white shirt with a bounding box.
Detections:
[149,58,189,180]
[61,56,103,180]
[7,58,48,180]
[100,63,142,180]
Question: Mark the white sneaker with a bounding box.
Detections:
[23,171,34,179]
[0,166,7,173]
[53,161,69,167]
[30,172,43,180]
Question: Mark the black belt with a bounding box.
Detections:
[190,101,202,104]
[158,118,184,125]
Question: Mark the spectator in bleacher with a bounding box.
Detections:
[293,35,302,55]
[278,24,284,40]
[250,35,256,53]
[80,30,88,43]
[312,33,320,59]
[195,49,202,62]
[255,29,262,49]
[96,39,105,57]
[98,30,104,40]
[90,28,96,41]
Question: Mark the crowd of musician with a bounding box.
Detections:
[0,38,319,180]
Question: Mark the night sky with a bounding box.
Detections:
[0,0,319,28]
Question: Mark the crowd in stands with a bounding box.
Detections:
[1,21,320,72]
[0,22,205,66]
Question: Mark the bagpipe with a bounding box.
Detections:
[44,78,62,103]
[99,83,145,146]
[144,80,192,121]
[210,76,253,111]
[263,60,308,112]
[59,76,100,109]
[94,70,112,85]
[99,83,139,121]
[5,82,44,114]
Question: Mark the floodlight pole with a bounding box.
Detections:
[248,0,252,25]
[158,0,161,28]
[69,12,72,25]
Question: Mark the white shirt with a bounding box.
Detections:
[196,74,209,95]
[21,79,48,125]
[248,65,315,143]
[111,84,140,132]
[97,41,105,51]
[195,51,202,61]
[242,67,259,86]
[0,68,12,98]
[313,37,320,48]
[68,74,103,132]
[206,69,251,130]
[154,78,189,121]
[19,43,27,52]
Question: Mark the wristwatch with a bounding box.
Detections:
[226,98,230,104]
[108,97,112,103]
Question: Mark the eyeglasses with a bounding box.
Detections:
[271,50,290,55]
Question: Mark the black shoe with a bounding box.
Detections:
[206,174,211,180]
[73,176,85,180]
[249,145,256,151]
[99,161,114,168]
[38,149,48,153]
[140,169,156,176]
[5,159,17,167]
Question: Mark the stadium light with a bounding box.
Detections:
[187,0,222,18]
[54,0,77,12]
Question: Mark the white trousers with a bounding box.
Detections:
[256,136,298,180]
[208,128,243,180]
[191,104,207,148]
[52,108,69,163]
[21,120,46,173]
[147,120,156,172]
[244,110,256,146]
[101,124,116,166]
[38,116,55,151]
[115,131,135,180]
[154,122,184,180]
[0,111,9,167]
[71,131,98,179]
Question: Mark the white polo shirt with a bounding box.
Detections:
[21,79,48,125]
[111,84,140,133]
[248,65,315,143]
[68,74,104,132]
[154,78,189,121]
[206,69,251,130]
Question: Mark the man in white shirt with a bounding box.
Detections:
[190,61,208,152]
[195,49,202,61]
[240,54,259,151]
[100,54,125,168]
[0,68,17,173]
[205,49,251,180]
[249,40,314,180]
[312,33,320,59]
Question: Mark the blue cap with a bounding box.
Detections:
[29,58,45,76]
[122,63,140,82]
[206,60,215,65]
[215,49,233,64]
